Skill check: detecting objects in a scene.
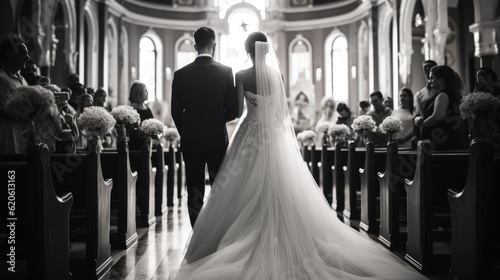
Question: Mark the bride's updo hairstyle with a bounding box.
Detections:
[245,31,267,58]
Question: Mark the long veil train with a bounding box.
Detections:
[172,41,426,280]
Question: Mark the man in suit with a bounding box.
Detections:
[171,27,236,227]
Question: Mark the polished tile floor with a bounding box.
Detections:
[100,199,191,280]
[82,188,448,280]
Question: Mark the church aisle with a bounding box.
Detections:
[97,189,443,280]
[101,201,191,280]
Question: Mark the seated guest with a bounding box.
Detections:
[128,81,154,150]
[366,91,392,146]
[392,88,414,148]
[77,93,94,116]
[383,96,394,110]
[76,93,94,149]
[73,82,87,108]
[1,86,73,154]
[474,66,500,97]
[336,102,356,129]
[359,100,370,115]
[93,87,108,108]
[414,65,465,150]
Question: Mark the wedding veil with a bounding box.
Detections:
[254,41,297,149]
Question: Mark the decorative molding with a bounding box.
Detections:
[106,0,207,30]
[279,0,358,13]
[121,0,213,12]
[174,0,195,7]
[281,1,371,31]
[290,0,311,7]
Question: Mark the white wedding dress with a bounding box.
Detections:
[173,42,427,280]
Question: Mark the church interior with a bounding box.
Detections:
[0,0,499,279]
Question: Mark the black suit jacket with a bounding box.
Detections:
[171,56,236,152]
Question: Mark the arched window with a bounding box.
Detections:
[324,31,349,102]
[289,35,312,87]
[175,35,196,70]
[331,37,348,101]
[217,0,266,19]
[220,4,260,74]
[139,36,158,101]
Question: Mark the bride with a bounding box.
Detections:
[173,32,426,280]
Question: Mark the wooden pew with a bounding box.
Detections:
[448,139,500,279]
[50,139,113,279]
[359,142,377,233]
[377,141,401,250]
[309,144,320,184]
[152,142,168,215]
[342,141,364,224]
[0,144,73,280]
[359,144,388,233]
[321,145,334,205]
[302,144,311,169]
[164,143,176,206]
[404,140,469,273]
[332,144,348,212]
[100,139,138,250]
[129,139,157,227]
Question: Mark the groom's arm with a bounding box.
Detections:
[224,67,237,122]
[171,72,183,133]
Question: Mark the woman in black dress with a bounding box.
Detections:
[128,81,154,150]
[414,65,465,150]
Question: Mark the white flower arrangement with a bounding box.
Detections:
[77,106,116,137]
[459,92,500,120]
[296,130,317,146]
[351,115,376,134]
[328,124,351,138]
[110,105,141,127]
[315,121,332,133]
[163,126,181,142]
[379,116,403,135]
[139,118,164,137]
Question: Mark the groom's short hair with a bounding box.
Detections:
[194,27,215,49]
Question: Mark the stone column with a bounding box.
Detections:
[470,0,499,68]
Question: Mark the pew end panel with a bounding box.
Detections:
[448,139,498,280]
[404,140,433,274]
[359,142,378,234]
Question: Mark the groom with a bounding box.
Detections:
[171,27,237,227]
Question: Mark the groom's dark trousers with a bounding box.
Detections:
[171,55,236,227]
[182,150,225,225]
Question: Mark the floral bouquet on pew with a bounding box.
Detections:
[379,116,403,142]
[110,105,141,141]
[328,123,352,147]
[139,118,165,140]
[296,130,317,147]
[351,115,376,144]
[163,126,181,147]
[77,106,116,151]
[315,121,334,146]
[460,92,500,149]
[77,106,116,138]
